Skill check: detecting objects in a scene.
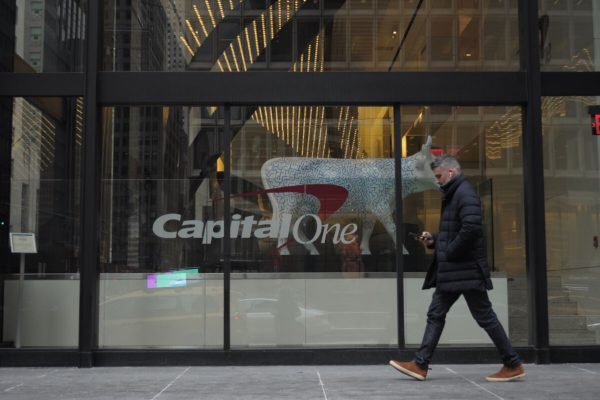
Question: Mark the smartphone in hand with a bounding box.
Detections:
[408,232,423,241]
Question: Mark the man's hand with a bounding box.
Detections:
[420,231,434,247]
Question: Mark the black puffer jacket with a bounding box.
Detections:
[422,174,493,292]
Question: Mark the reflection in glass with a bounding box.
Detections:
[230,105,409,347]
[98,105,225,347]
[543,96,600,345]
[1,97,82,347]
[102,0,518,71]
[8,0,86,72]
[539,2,600,71]
[401,105,528,346]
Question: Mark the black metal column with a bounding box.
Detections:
[223,105,232,350]
[78,0,102,367]
[393,104,405,347]
[519,0,550,363]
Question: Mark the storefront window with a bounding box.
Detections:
[99,105,225,348]
[96,103,530,348]
[539,1,600,71]
[402,105,528,347]
[1,97,82,347]
[102,0,518,72]
[4,0,87,72]
[229,105,401,347]
[543,96,600,345]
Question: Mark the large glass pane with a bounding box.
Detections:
[4,1,87,72]
[99,105,225,348]
[543,96,600,345]
[102,0,518,71]
[229,105,404,347]
[1,97,82,347]
[402,105,528,346]
[539,1,600,71]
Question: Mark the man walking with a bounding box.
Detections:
[389,155,525,382]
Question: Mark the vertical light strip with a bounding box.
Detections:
[301,106,307,155]
[265,107,271,131]
[286,0,290,21]
[311,107,319,157]
[179,36,195,56]
[229,0,234,10]
[278,0,282,30]
[217,59,225,71]
[345,116,355,158]
[309,107,316,157]
[318,107,326,157]
[305,107,313,156]
[274,107,280,138]
[237,36,247,71]
[193,5,209,38]
[223,51,233,70]
[314,34,319,71]
[321,125,328,158]
[204,0,217,27]
[294,106,300,152]
[269,107,276,137]
[185,20,201,46]
[337,106,343,131]
[245,28,254,60]
[230,47,240,71]
[345,114,353,158]
[357,121,364,158]
[264,107,271,131]
[341,107,349,155]
[217,0,225,18]
[292,107,296,150]
[279,107,285,141]
[316,108,323,157]
[297,107,303,152]
[300,53,304,72]
[340,107,348,152]
[269,6,275,40]
[253,21,260,56]
[286,106,290,144]
[350,124,358,158]
[307,43,312,72]
[261,14,268,48]
[257,107,265,127]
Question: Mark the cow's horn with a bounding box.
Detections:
[421,136,432,154]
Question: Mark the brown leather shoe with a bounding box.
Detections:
[389,360,427,381]
[485,364,526,382]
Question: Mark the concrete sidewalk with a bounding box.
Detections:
[0,364,599,399]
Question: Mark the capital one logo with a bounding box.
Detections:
[152,184,358,246]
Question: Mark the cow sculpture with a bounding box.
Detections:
[260,137,438,255]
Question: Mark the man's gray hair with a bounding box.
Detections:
[431,154,462,174]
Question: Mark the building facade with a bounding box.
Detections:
[1,0,600,367]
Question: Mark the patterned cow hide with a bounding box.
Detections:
[261,137,437,255]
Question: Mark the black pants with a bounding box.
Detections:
[413,289,521,369]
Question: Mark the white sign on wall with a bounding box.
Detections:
[9,233,37,254]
